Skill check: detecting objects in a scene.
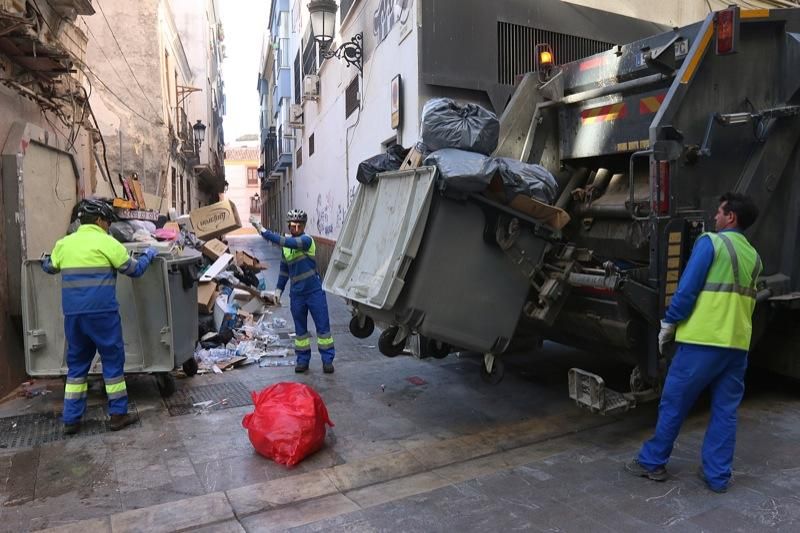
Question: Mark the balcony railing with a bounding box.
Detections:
[177,107,195,154]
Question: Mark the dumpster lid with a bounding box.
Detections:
[323,167,437,310]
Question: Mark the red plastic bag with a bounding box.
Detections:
[242,382,334,466]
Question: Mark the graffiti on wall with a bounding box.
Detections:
[373,0,412,43]
[315,191,336,236]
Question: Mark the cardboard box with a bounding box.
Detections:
[486,174,571,230]
[190,199,242,240]
[235,250,265,270]
[198,282,218,314]
[202,238,229,261]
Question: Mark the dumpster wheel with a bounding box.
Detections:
[349,315,375,338]
[182,357,199,377]
[378,326,406,357]
[155,372,176,397]
[426,338,451,359]
[480,354,505,385]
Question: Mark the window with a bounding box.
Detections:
[250,195,261,213]
[247,167,259,186]
[345,77,359,118]
[302,25,318,75]
[308,133,315,156]
[293,52,301,104]
[340,0,356,21]
[186,179,192,210]
[296,147,303,168]
[171,168,178,209]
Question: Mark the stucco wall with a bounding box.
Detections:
[224,159,260,229]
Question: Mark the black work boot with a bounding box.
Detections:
[625,459,668,482]
[323,362,334,374]
[295,363,309,374]
[63,422,81,435]
[109,413,137,431]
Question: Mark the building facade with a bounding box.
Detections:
[223,144,261,234]
[257,0,670,274]
[86,0,226,214]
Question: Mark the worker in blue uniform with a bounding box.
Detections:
[42,199,157,434]
[251,210,335,374]
[627,192,762,493]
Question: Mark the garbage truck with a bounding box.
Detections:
[324,6,800,414]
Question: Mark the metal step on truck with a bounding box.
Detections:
[324,5,800,414]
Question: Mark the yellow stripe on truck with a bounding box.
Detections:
[681,24,714,84]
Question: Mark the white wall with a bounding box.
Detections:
[562,0,780,27]
[291,0,420,240]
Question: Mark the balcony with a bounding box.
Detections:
[177,107,195,155]
[272,125,293,172]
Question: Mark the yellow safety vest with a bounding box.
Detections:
[676,232,762,350]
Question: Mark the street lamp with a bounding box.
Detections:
[257,165,265,180]
[308,0,363,74]
[193,120,207,153]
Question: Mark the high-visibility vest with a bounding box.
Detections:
[282,236,321,292]
[676,231,762,350]
[49,224,134,315]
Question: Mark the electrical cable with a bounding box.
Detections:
[85,90,120,198]
[84,22,140,104]
[94,0,162,121]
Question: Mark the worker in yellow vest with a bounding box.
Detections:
[42,199,157,435]
[626,192,762,493]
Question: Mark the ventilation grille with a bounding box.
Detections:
[497,21,614,85]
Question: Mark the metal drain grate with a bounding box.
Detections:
[163,381,253,416]
[0,403,141,449]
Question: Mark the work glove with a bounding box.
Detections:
[658,320,677,355]
[273,288,282,306]
[143,247,158,261]
[249,215,264,232]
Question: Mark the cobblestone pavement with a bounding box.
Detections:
[0,235,799,532]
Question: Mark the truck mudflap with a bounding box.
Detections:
[568,368,658,415]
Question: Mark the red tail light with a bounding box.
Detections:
[716,7,739,55]
[655,161,670,215]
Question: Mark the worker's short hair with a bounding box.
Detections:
[79,214,100,225]
[719,192,759,230]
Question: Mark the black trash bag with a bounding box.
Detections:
[356,144,410,185]
[109,221,136,243]
[421,98,499,155]
[424,149,499,193]
[495,158,559,204]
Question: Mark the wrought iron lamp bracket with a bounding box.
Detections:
[321,33,363,74]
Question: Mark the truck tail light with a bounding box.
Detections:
[715,7,739,55]
[654,161,670,215]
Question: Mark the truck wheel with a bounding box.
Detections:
[182,357,198,377]
[155,372,176,397]
[349,315,375,338]
[378,327,406,357]
[480,356,505,385]
[426,338,451,359]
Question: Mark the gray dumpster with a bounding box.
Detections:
[324,166,553,355]
[21,250,202,380]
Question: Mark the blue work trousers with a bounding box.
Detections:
[63,312,128,424]
[638,342,748,491]
[290,289,335,366]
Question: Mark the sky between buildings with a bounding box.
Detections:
[220,0,271,144]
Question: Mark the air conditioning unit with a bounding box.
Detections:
[303,74,320,101]
[288,104,304,128]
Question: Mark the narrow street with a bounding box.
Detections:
[0,235,798,532]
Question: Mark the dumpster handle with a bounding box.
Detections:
[629,150,653,221]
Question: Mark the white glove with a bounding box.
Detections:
[249,215,264,231]
[658,320,677,355]
[273,289,282,305]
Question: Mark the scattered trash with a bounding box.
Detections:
[193,400,213,408]
[19,381,51,398]
[272,317,287,328]
[259,359,296,368]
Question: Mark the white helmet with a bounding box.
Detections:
[287,209,307,223]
